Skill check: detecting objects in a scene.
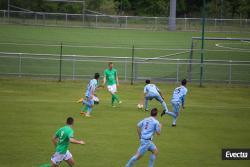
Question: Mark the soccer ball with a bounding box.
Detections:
[137,104,143,109]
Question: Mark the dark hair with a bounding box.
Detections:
[181,79,187,86]
[66,117,74,125]
[150,108,158,117]
[94,73,100,79]
[108,62,113,65]
[145,79,150,84]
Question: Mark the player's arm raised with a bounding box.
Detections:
[70,137,85,145]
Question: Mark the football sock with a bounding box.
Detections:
[144,99,149,110]
[111,94,115,105]
[81,105,88,112]
[38,163,51,167]
[161,101,168,112]
[125,155,137,167]
[149,154,156,167]
[113,93,120,102]
[166,111,176,118]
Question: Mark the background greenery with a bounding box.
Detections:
[0,0,249,18]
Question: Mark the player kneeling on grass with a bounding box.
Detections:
[143,79,169,113]
[125,108,161,167]
[161,79,188,127]
[78,73,101,117]
[40,117,85,167]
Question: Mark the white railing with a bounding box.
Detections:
[0,51,250,84]
[0,10,249,32]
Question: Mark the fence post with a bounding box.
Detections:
[176,59,180,83]
[131,45,135,85]
[95,15,98,27]
[214,18,217,31]
[18,53,22,77]
[65,13,67,25]
[34,13,37,24]
[228,60,232,84]
[188,39,193,82]
[184,17,187,31]
[59,42,63,82]
[155,17,157,30]
[124,58,127,81]
[125,16,128,28]
[72,55,76,80]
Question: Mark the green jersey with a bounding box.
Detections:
[104,68,117,86]
[55,125,74,154]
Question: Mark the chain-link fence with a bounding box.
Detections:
[0,51,250,85]
[0,10,249,32]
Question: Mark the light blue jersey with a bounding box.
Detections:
[137,117,161,140]
[171,85,188,106]
[85,79,98,98]
[144,84,160,96]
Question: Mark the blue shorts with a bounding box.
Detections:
[171,101,180,113]
[137,139,157,155]
[145,94,164,103]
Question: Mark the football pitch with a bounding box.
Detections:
[0,78,250,167]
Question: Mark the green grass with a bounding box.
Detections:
[0,78,250,167]
[0,24,250,83]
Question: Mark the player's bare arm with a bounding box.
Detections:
[137,126,141,139]
[70,138,85,145]
[51,136,58,147]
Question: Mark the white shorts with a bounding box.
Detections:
[51,150,72,165]
[107,84,117,94]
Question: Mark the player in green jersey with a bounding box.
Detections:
[103,62,122,106]
[42,117,85,167]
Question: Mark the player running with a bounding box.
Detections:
[161,79,188,127]
[78,73,100,117]
[125,108,162,167]
[103,62,122,107]
[43,117,85,167]
[143,79,168,113]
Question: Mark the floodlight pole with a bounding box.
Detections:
[199,0,206,87]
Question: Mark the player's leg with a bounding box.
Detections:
[163,101,177,118]
[85,99,94,117]
[111,84,121,105]
[154,95,168,117]
[125,141,148,167]
[64,150,74,167]
[172,103,181,126]
[148,142,158,167]
[51,152,64,167]
[144,96,151,111]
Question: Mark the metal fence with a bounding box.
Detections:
[0,10,249,32]
[0,52,250,85]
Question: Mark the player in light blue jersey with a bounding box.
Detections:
[143,79,168,113]
[161,79,188,127]
[78,73,100,117]
[125,108,161,167]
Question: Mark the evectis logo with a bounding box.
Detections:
[222,149,250,160]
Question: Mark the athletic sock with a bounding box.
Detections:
[81,105,88,112]
[125,155,137,167]
[166,111,176,118]
[111,94,115,105]
[38,163,51,167]
[161,101,168,112]
[149,154,156,167]
[113,93,120,102]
